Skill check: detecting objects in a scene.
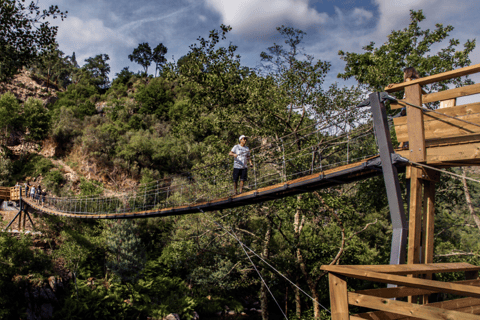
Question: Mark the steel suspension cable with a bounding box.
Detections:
[197,207,331,314]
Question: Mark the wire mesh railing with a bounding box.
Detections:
[17,111,378,216]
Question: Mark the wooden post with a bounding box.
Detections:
[329,273,349,320]
[422,179,436,303]
[405,84,426,163]
[17,211,22,231]
[408,167,423,304]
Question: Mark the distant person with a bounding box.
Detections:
[36,185,42,204]
[24,182,29,198]
[30,185,35,199]
[228,135,253,194]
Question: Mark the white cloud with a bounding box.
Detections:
[56,16,136,56]
[205,0,327,37]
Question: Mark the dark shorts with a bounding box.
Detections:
[233,168,248,182]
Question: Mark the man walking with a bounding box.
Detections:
[229,135,253,194]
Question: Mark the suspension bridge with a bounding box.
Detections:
[4,64,480,319]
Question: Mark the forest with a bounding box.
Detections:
[0,2,480,319]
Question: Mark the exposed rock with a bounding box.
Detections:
[192,311,200,319]
[164,314,181,320]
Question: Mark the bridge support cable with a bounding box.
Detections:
[369,92,408,266]
[197,207,331,316]
[197,207,287,319]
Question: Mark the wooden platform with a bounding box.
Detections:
[323,263,480,320]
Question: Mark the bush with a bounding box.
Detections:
[44,169,65,192]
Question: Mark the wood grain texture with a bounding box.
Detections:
[405,84,426,162]
[320,266,480,299]
[423,83,480,104]
[329,273,349,320]
[322,262,480,275]
[356,279,480,299]
[349,293,480,320]
[384,64,480,93]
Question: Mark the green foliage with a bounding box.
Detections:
[0,0,67,80]
[34,157,54,175]
[83,54,111,90]
[44,169,64,193]
[79,178,103,196]
[338,10,476,93]
[0,233,52,319]
[0,152,12,184]
[0,92,21,140]
[50,106,82,144]
[105,220,146,284]
[129,42,153,74]
[134,77,174,119]
[23,97,51,141]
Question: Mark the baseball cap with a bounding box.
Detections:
[239,135,247,142]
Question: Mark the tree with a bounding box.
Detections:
[0,92,20,143]
[152,43,168,77]
[338,10,476,94]
[32,43,76,90]
[129,42,153,75]
[22,97,50,141]
[83,53,111,90]
[0,0,67,81]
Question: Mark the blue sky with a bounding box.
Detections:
[44,0,479,88]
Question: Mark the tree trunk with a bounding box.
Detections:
[462,167,480,231]
[295,277,301,319]
[297,247,321,319]
[293,194,304,318]
[261,211,272,320]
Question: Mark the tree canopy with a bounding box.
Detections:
[338,10,476,94]
[0,0,67,81]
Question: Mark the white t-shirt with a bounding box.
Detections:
[231,144,250,169]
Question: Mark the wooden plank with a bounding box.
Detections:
[349,292,480,320]
[329,273,349,320]
[354,297,480,320]
[405,84,426,162]
[440,99,456,109]
[320,266,480,299]
[385,64,480,93]
[356,279,480,299]
[396,142,480,164]
[394,102,480,126]
[328,263,480,275]
[390,100,406,110]
[423,83,480,104]
[394,112,480,142]
[408,167,423,266]
[424,181,435,265]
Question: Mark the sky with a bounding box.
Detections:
[42,0,480,91]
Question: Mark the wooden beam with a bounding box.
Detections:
[408,167,423,266]
[329,273,349,320]
[423,83,480,104]
[440,99,456,109]
[349,292,480,320]
[385,64,480,93]
[423,181,435,265]
[354,297,480,320]
[323,262,480,275]
[356,279,480,299]
[320,266,480,299]
[396,142,480,165]
[405,84,426,162]
[394,102,480,126]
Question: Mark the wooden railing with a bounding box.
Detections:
[322,263,480,319]
[386,63,480,166]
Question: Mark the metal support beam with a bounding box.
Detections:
[369,92,408,265]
